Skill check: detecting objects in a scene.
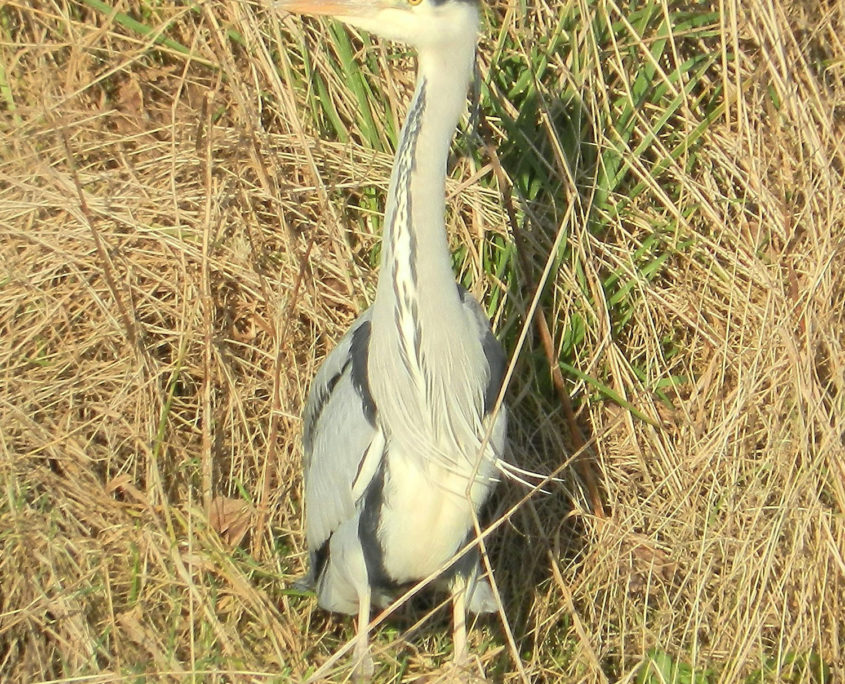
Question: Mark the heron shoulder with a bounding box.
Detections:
[303,308,375,455]
[456,284,507,415]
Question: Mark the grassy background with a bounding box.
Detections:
[1,0,843,681]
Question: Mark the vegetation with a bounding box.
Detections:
[1,0,842,680]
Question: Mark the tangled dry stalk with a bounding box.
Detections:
[1,0,843,681]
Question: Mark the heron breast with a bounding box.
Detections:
[377,450,494,584]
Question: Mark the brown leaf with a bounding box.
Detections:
[209,495,254,549]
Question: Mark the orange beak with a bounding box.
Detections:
[274,0,375,18]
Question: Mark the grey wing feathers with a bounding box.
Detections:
[456,285,507,415]
[301,308,380,578]
[302,309,373,455]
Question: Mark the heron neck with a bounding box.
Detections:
[367,36,488,462]
[374,44,475,309]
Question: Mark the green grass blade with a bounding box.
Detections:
[559,361,658,427]
[79,0,195,57]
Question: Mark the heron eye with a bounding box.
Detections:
[407,0,423,5]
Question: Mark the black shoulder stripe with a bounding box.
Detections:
[358,458,391,587]
[350,320,377,425]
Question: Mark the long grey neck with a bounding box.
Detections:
[367,34,492,465]
[372,45,475,323]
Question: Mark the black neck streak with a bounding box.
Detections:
[388,79,428,376]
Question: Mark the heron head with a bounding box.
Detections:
[274,0,479,51]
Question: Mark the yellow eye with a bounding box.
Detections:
[407,0,423,5]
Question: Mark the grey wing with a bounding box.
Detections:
[301,308,382,583]
[456,285,508,614]
[456,285,507,416]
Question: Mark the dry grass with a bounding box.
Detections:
[1,0,843,681]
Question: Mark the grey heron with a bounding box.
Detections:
[280,0,508,674]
